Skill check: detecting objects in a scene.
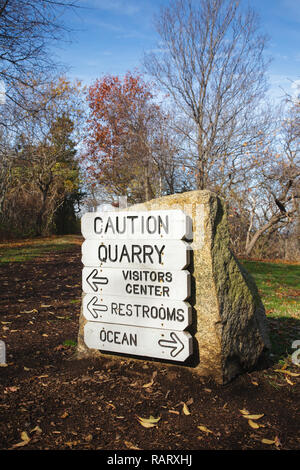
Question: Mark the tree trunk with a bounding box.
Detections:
[36,179,52,236]
[245,213,285,256]
[144,162,154,201]
[196,157,205,190]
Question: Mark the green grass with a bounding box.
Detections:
[63,339,77,348]
[241,260,300,317]
[241,259,300,361]
[0,235,82,263]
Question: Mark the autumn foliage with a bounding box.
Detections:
[83,72,164,203]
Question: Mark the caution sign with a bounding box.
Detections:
[81,209,193,363]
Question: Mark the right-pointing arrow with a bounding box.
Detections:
[158,332,184,358]
[87,296,108,319]
[86,269,109,292]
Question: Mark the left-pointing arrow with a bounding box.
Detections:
[158,332,184,358]
[87,296,108,319]
[86,269,109,292]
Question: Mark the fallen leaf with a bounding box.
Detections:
[142,371,157,388]
[129,381,138,387]
[65,441,78,447]
[31,426,42,434]
[10,441,29,449]
[139,415,161,424]
[261,438,275,445]
[11,431,31,448]
[5,386,19,392]
[242,414,264,420]
[142,382,153,389]
[186,397,194,405]
[274,369,300,377]
[138,420,156,428]
[21,431,30,441]
[285,376,294,385]
[169,410,180,415]
[182,403,191,415]
[248,419,260,429]
[274,436,281,447]
[198,425,213,434]
[124,440,141,450]
[106,402,116,410]
[239,409,250,415]
[137,415,160,427]
[60,411,69,419]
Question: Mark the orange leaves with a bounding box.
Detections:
[83,71,160,191]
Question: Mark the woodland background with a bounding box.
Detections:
[0,0,299,261]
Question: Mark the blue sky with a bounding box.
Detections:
[56,0,300,101]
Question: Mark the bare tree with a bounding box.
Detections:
[227,93,300,257]
[0,0,77,121]
[144,0,271,190]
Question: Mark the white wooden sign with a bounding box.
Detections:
[82,267,190,300]
[84,322,193,362]
[81,239,190,270]
[82,294,192,330]
[81,208,193,363]
[81,210,192,240]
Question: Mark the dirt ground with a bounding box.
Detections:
[0,244,299,452]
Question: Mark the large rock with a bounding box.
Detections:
[77,190,270,383]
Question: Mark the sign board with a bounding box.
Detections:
[81,239,190,270]
[82,294,192,330]
[81,210,192,240]
[84,322,192,362]
[81,209,193,362]
[82,267,190,300]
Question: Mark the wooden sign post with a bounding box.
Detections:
[81,210,193,363]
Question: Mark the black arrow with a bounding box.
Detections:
[87,296,108,319]
[86,269,109,292]
[158,332,184,358]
